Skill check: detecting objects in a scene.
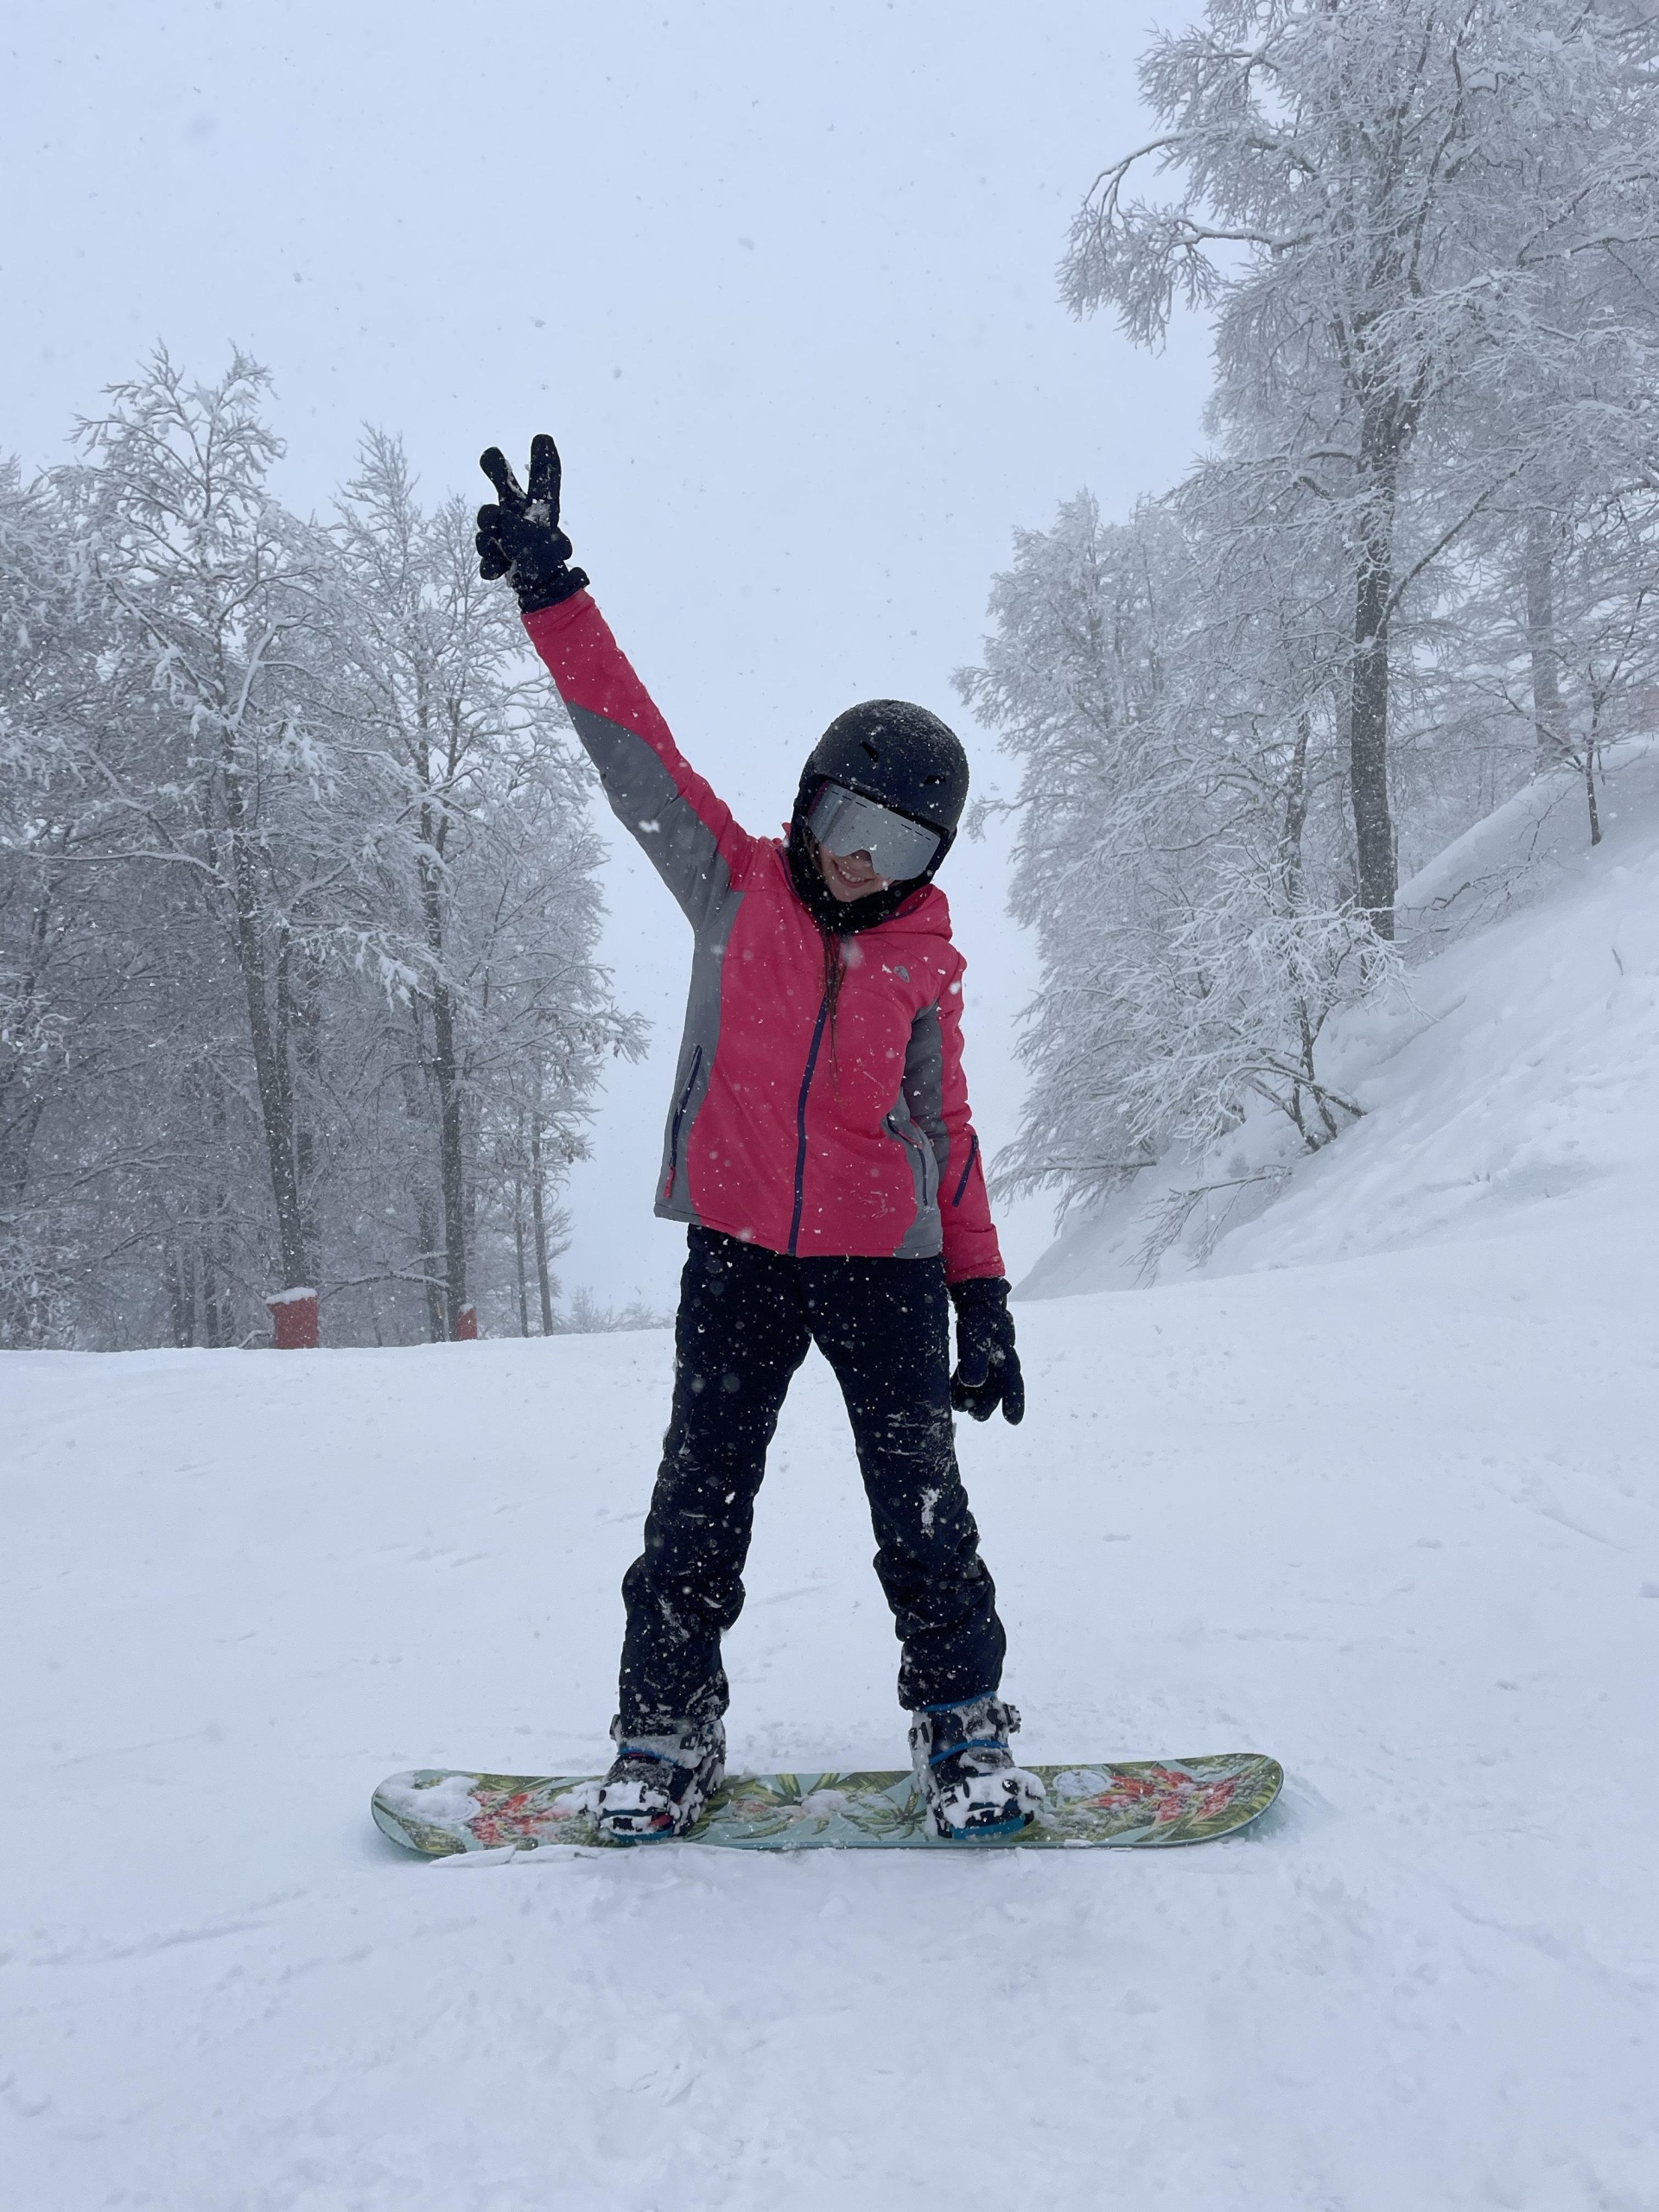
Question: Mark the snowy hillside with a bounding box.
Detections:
[6,765,1659,2208]
[1022,739,1659,1296]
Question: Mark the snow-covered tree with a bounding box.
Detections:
[962,480,1387,1217]
[331,432,643,1340]
[0,353,638,1348]
[0,461,111,1341]
[973,0,1659,1230]
[1063,0,1659,936]
[62,350,346,1300]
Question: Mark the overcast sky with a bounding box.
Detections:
[2,0,1211,1309]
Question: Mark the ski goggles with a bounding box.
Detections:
[806,781,941,883]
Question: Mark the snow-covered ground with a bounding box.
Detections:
[8,767,1659,2208]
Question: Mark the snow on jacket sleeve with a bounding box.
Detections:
[522,589,759,928]
[902,956,1005,1285]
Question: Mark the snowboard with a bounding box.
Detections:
[371,1751,1282,1855]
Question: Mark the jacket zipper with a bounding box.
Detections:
[951,1131,979,1206]
[786,994,831,1255]
[664,1043,703,1201]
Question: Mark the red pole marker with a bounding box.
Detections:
[266,1287,320,1350]
[453,1303,480,1342]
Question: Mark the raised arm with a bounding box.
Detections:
[477,435,757,927]
[524,591,757,928]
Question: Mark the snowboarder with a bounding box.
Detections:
[475,435,1041,1842]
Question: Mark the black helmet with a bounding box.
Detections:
[786,699,969,931]
[804,700,970,836]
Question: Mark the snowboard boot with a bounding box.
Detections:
[909,1694,1045,1840]
[594,1717,726,1842]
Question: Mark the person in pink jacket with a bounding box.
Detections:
[477,437,1041,1842]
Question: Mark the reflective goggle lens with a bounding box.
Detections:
[806,783,940,882]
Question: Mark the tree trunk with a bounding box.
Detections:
[529,1105,556,1334]
[416,782,467,1338]
[512,1179,531,1338]
[1349,425,1400,938]
[165,1239,195,1348]
[200,1222,225,1348]
[0,878,60,1344]
[1525,517,1568,774]
[204,1070,235,1349]
[1279,712,1312,913]
[219,746,309,1287]
[286,934,324,1274]
[430,976,467,1338]
[416,1198,444,1343]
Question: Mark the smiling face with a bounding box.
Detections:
[815,836,891,903]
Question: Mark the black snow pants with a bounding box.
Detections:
[617,1227,1007,1732]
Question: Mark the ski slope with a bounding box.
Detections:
[8,774,1659,2209]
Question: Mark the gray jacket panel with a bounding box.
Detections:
[569,701,733,934]
[889,1001,948,1259]
[656,880,744,1216]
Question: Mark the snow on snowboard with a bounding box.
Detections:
[372,1752,1283,1855]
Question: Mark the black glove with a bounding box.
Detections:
[476,434,590,612]
[949,1276,1025,1425]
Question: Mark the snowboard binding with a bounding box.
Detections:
[594,1718,726,1842]
[909,1694,1045,1840]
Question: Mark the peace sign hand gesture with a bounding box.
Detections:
[476,434,590,612]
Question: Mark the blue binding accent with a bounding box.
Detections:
[941,1811,1029,1841]
[930,1742,1008,1765]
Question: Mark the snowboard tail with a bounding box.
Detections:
[372,1752,1282,1855]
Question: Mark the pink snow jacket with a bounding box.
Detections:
[524,591,1004,1282]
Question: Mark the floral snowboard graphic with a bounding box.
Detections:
[372,1752,1282,1855]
